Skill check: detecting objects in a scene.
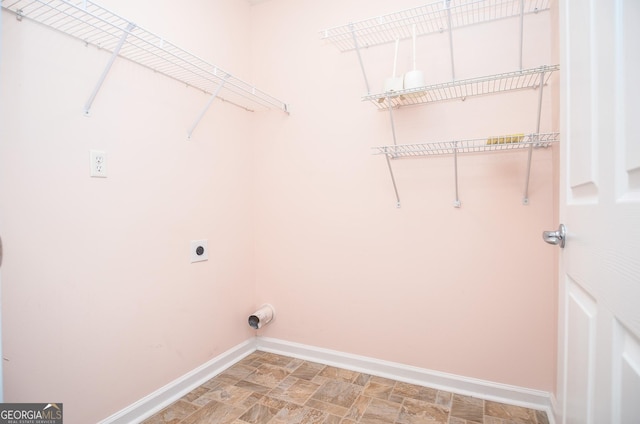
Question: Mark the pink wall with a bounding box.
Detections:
[1,0,558,422]
[0,1,259,422]
[250,0,557,392]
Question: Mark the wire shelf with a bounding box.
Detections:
[2,0,289,113]
[319,0,550,52]
[363,65,558,109]
[372,132,559,158]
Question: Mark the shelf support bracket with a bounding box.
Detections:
[387,96,398,146]
[384,152,401,208]
[187,74,230,139]
[453,141,461,208]
[445,0,456,80]
[351,24,371,94]
[383,98,400,207]
[83,22,136,116]
[519,0,525,70]
[523,70,546,205]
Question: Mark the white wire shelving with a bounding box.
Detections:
[319,0,558,208]
[374,133,559,209]
[320,0,550,52]
[320,0,551,96]
[364,65,558,110]
[373,132,558,157]
[2,0,289,133]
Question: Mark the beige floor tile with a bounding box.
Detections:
[180,386,210,403]
[484,401,537,423]
[193,384,255,407]
[219,364,260,383]
[311,380,363,408]
[265,400,306,423]
[317,366,360,383]
[142,352,551,424]
[235,379,274,395]
[141,400,199,424]
[305,397,350,417]
[359,398,402,424]
[396,398,449,424]
[390,382,438,404]
[343,395,372,421]
[295,407,328,424]
[352,373,372,387]
[369,376,398,387]
[181,400,245,424]
[269,377,321,405]
[239,392,264,410]
[244,363,291,389]
[238,402,279,423]
[449,394,483,423]
[362,381,394,400]
[435,391,452,409]
[291,361,326,381]
[260,352,299,368]
[322,414,342,424]
[535,409,550,424]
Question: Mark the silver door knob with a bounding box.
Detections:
[543,224,566,248]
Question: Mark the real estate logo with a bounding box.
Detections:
[0,403,63,424]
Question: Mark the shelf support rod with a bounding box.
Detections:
[383,97,400,208]
[445,0,456,80]
[187,74,230,139]
[519,0,525,70]
[384,152,401,208]
[523,70,546,205]
[350,24,371,94]
[83,22,136,116]
[453,141,461,208]
[387,96,398,146]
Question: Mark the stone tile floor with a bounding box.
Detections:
[143,351,550,424]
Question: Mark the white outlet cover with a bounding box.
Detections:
[190,239,208,263]
[90,149,107,178]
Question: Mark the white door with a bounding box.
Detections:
[557,0,640,423]
[0,13,3,403]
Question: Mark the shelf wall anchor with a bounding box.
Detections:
[523,70,546,205]
[83,22,136,116]
[187,74,231,139]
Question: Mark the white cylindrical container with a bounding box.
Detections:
[403,70,425,89]
[383,76,404,92]
[382,37,404,93]
[404,24,425,90]
[248,304,275,329]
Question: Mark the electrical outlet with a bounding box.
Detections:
[190,239,208,263]
[90,150,107,177]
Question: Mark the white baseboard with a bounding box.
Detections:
[98,338,257,424]
[99,336,557,424]
[256,337,556,424]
